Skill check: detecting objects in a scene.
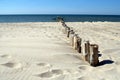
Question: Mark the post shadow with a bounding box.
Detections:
[95,52,114,67]
[98,60,114,66]
[98,51,114,66]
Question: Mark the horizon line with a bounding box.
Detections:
[0,14,120,16]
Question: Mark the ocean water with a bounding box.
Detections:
[0,15,120,23]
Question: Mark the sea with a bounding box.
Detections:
[0,14,120,23]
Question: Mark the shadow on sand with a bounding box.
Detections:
[98,60,114,66]
[97,52,114,66]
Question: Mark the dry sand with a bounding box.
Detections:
[0,22,120,80]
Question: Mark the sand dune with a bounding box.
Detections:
[0,22,120,80]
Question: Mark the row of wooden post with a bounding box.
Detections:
[59,18,99,67]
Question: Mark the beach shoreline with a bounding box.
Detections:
[0,22,120,80]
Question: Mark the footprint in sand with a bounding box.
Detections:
[78,65,93,71]
[1,61,22,69]
[46,35,52,38]
[37,71,53,78]
[115,61,120,65]
[37,63,52,68]
[77,77,93,80]
[36,69,64,78]
[51,69,63,75]
[64,69,82,74]
[0,54,12,58]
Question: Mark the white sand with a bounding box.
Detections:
[0,22,120,80]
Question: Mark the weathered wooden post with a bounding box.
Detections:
[77,37,82,53]
[84,41,90,62]
[62,23,67,27]
[69,30,75,46]
[61,20,65,24]
[67,28,71,38]
[57,16,64,22]
[73,34,79,50]
[89,44,99,66]
[62,23,64,27]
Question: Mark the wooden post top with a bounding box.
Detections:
[70,30,75,34]
[90,44,99,48]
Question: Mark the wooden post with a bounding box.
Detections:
[62,23,64,27]
[67,27,70,38]
[84,41,90,62]
[57,16,64,22]
[73,34,78,50]
[77,38,82,53]
[69,30,75,46]
[62,23,67,27]
[61,20,65,24]
[67,29,71,38]
[89,44,99,66]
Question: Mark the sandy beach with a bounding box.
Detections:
[0,22,120,80]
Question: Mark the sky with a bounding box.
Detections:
[0,0,120,15]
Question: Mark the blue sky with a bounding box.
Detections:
[0,0,120,15]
